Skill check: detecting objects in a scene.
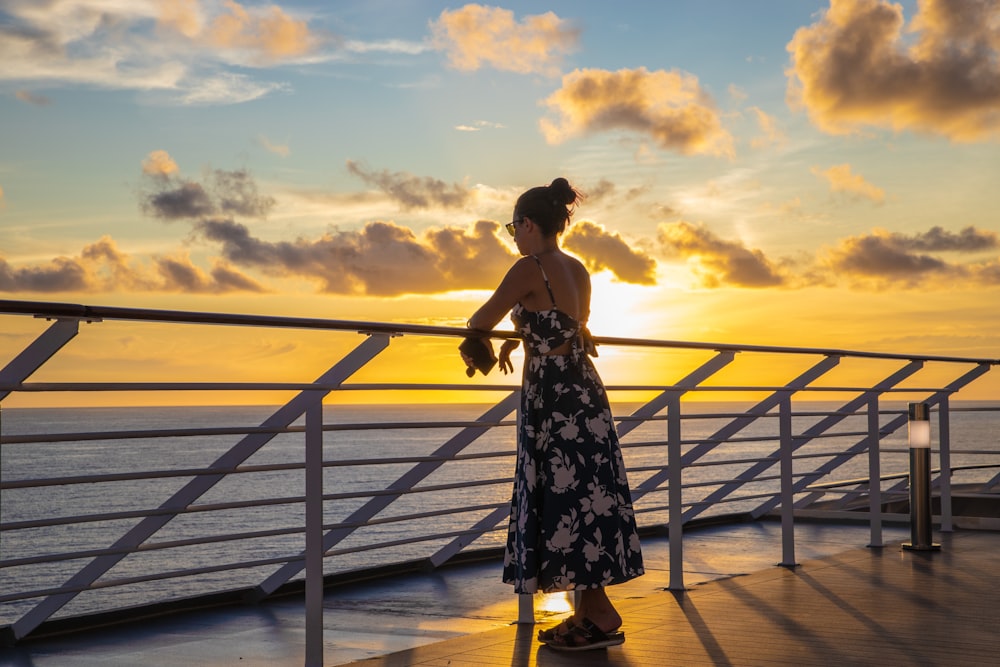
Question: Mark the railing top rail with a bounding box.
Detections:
[2,298,998,366]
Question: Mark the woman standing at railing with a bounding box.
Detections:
[464,177,645,652]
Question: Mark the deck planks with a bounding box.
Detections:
[344,530,1000,667]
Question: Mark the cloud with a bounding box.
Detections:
[346,161,473,210]
[657,221,786,288]
[748,106,786,148]
[563,221,657,284]
[540,67,735,157]
[812,164,886,204]
[142,167,275,220]
[429,4,579,76]
[197,0,321,61]
[258,135,290,157]
[0,236,266,294]
[196,217,517,296]
[820,229,957,285]
[819,226,1000,287]
[454,120,505,132]
[142,149,180,177]
[14,90,51,105]
[786,0,1000,141]
[0,0,322,105]
[893,225,998,252]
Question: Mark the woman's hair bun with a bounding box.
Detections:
[548,177,578,206]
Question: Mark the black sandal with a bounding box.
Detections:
[537,618,575,643]
[546,617,625,652]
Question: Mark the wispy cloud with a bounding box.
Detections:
[346,161,473,210]
[812,164,886,204]
[0,0,325,105]
[747,106,785,149]
[429,4,579,76]
[14,90,51,105]
[258,135,290,157]
[540,67,735,157]
[786,0,1000,141]
[142,160,276,220]
[454,120,505,132]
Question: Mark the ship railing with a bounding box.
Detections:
[1,298,999,664]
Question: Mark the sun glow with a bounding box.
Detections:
[586,272,658,339]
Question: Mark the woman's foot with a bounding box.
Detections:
[537,617,575,643]
[546,617,625,652]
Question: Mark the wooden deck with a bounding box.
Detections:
[345,530,1000,667]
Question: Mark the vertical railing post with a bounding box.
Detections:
[937,397,953,533]
[304,401,324,667]
[667,392,685,591]
[903,402,940,552]
[778,392,797,568]
[866,393,884,548]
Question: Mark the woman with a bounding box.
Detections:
[464,178,644,651]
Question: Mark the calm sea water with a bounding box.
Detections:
[2,401,997,625]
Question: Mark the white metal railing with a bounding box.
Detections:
[2,299,999,665]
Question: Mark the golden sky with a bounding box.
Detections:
[1,0,999,405]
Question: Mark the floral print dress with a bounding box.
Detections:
[502,256,644,594]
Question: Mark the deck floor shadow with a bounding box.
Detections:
[346,530,1000,667]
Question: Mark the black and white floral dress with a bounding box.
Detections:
[502,256,644,594]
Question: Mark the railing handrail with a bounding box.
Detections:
[2,298,998,365]
[3,298,1000,658]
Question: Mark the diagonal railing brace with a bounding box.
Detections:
[9,333,391,642]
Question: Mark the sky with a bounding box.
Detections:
[1,0,999,405]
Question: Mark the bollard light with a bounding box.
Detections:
[903,402,940,551]
[908,403,931,448]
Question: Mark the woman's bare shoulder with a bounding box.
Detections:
[563,253,590,279]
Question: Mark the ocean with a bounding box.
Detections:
[2,401,998,626]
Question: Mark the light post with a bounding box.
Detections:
[902,402,940,551]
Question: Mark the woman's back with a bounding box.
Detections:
[517,251,590,324]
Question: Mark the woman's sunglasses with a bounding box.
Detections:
[505,217,524,236]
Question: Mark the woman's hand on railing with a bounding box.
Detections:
[498,340,519,375]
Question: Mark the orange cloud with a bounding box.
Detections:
[812,164,886,204]
[157,0,319,62]
[657,221,786,288]
[210,0,317,58]
[786,0,1000,141]
[563,221,657,284]
[430,4,579,76]
[142,150,180,177]
[541,68,735,157]
[157,0,203,38]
